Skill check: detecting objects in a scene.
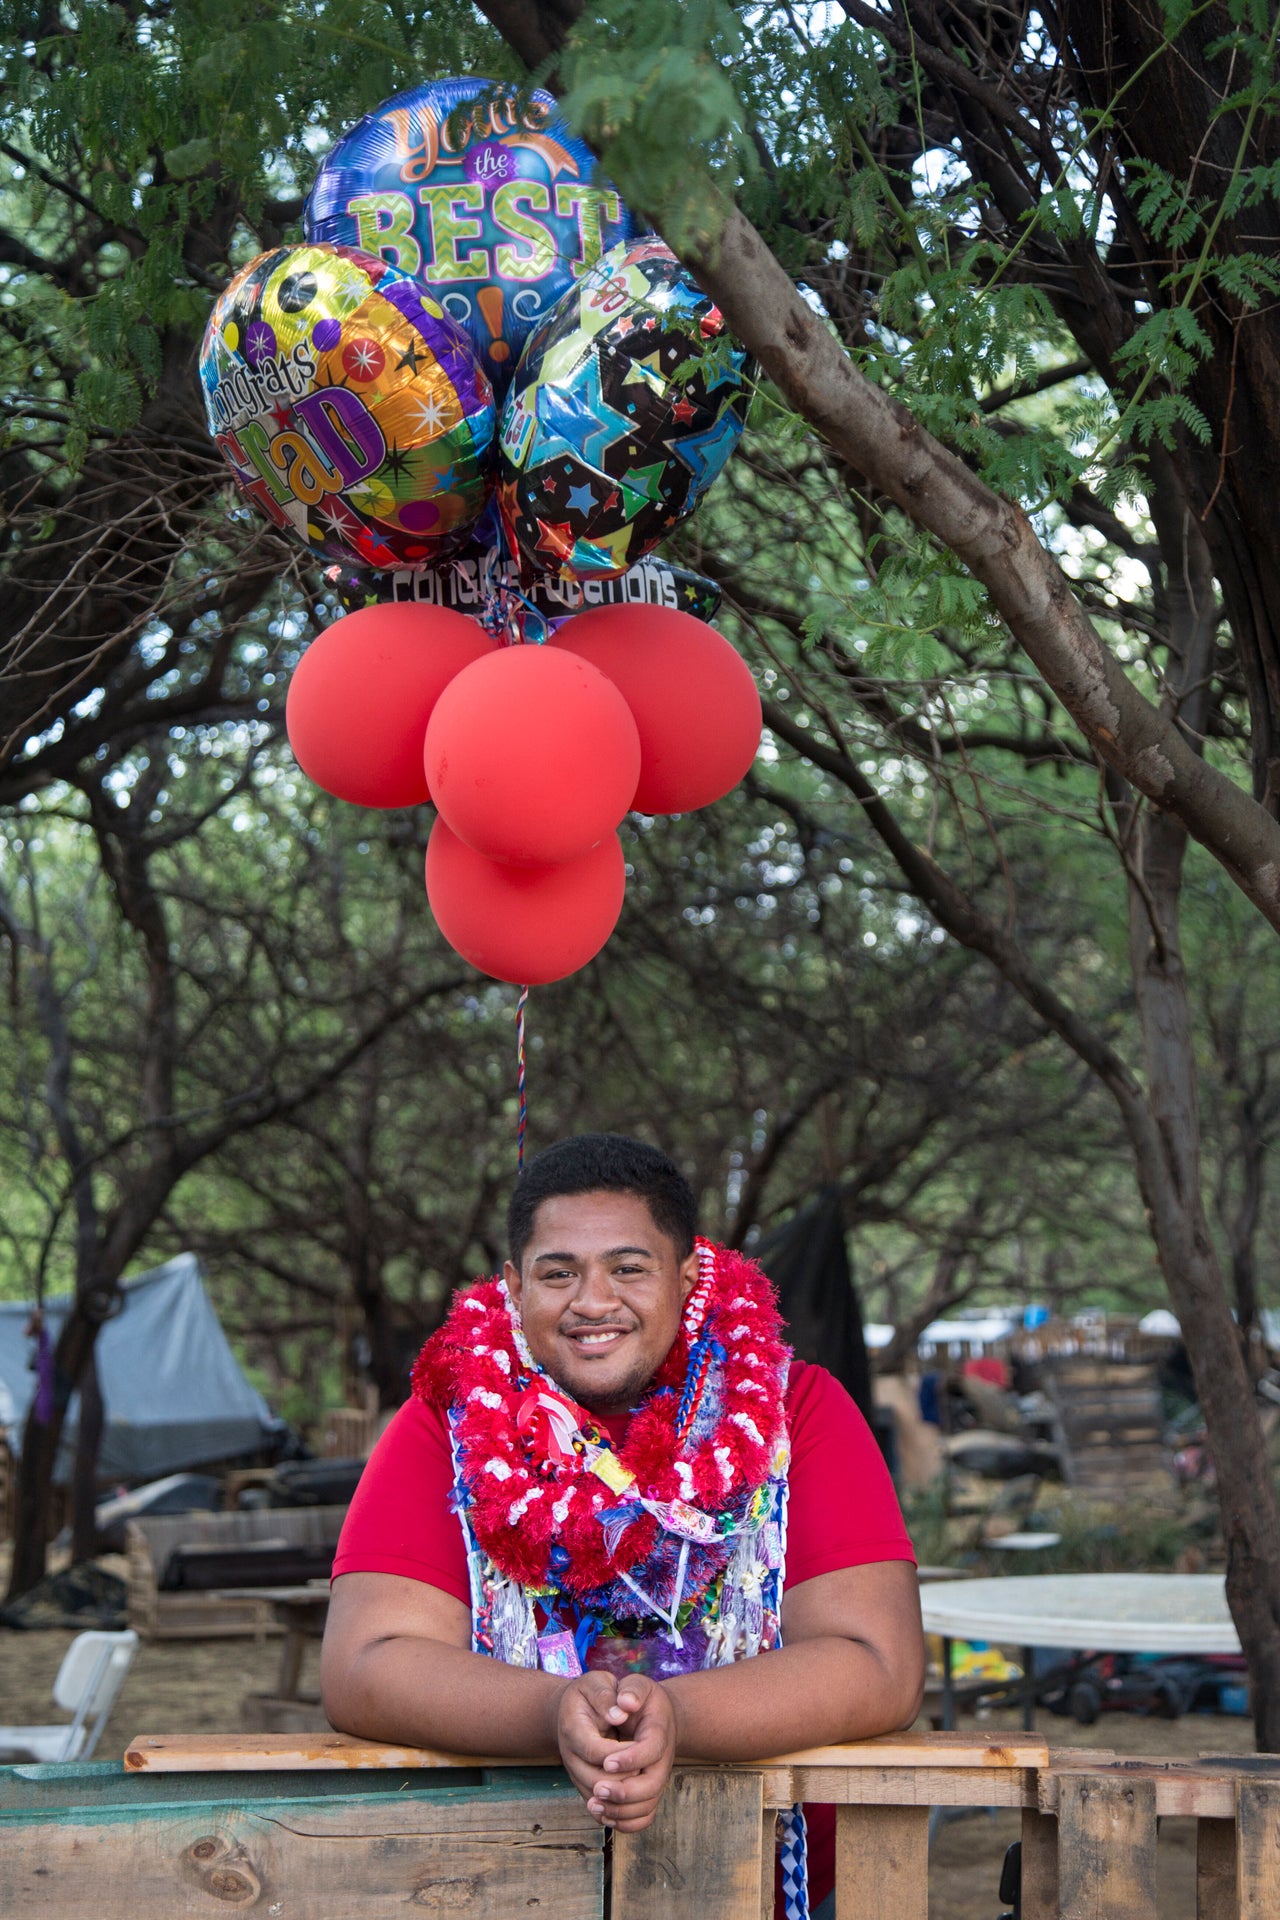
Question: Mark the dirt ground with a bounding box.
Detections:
[0,1624,1257,1918]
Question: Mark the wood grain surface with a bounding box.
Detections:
[1057,1773,1158,1920]
[611,1769,765,1920]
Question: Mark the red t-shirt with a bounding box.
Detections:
[334,1360,915,1909]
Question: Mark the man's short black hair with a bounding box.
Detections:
[508,1133,698,1266]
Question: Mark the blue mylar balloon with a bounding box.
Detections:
[305,77,643,400]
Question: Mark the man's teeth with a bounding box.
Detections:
[575,1330,623,1345]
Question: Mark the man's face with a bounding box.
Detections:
[504,1189,699,1418]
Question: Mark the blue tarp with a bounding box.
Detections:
[0,1254,282,1482]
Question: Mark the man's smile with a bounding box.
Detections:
[562,1324,634,1356]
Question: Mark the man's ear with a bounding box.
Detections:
[678,1247,700,1301]
[503,1258,523,1311]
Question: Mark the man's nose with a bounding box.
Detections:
[573,1266,624,1314]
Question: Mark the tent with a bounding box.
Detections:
[0,1254,283,1483]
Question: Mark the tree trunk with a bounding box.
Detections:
[1120,804,1280,1749]
[6,1297,107,1599]
[70,1349,105,1563]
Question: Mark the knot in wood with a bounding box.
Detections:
[209,1867,255,1902]
[411,1876,478,1908]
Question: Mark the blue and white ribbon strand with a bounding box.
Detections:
[779,1803,810,1920]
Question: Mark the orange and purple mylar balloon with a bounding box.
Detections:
[198,241,495,572]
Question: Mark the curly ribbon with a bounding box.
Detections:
[515,985,530,1173]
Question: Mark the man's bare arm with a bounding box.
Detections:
[322,1572,564,1754]
[661,1560,925,1758]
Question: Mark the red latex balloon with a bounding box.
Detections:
[551,606,761,813]
[286,603,497,808]
[425,819,626,984]
[424,644,641,864]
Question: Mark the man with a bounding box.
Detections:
[324,1134,924,1916]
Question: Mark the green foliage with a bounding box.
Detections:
[0,0,507,463]
[556,0,754,250]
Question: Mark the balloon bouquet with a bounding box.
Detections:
[200,79,759,989]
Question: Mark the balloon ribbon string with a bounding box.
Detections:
[516,986,530,1173]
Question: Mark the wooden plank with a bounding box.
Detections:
[1020,1807,1059,1920]
[1057,1773,1157,1920]
[126,1726,1047,1776]
[0,1786,603,1919]
[1237,1779,1280,1915]
[759,1812,777,1920]
[834,1804,928,1920]
[1061,1404,1163,1427]
[1196,1816,1237,1920]
[763,1764,1036,1810]
[125,1732,557,1772]
[611,1769,764,1920]
[1044,1764,1233,1821]
[757,1730,1049,1767]
[1044,1758,1280,1822]
[1048,1364,1156,1388]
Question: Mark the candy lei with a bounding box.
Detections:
[412,1237,791,1626]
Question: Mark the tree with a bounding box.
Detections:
[0,711,468,1589]
[4,0,1280,1742]
[472,0,1280,1740]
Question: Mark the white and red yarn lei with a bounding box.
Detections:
[413,1237,792,1622]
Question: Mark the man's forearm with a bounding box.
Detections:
[324,1635,567,1756]
[663,1636,921,1760]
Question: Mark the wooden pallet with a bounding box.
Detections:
[3,1731,1278,1918]
[1043,1359,1176,1494]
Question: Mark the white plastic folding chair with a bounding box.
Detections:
[0,1627,139,1763]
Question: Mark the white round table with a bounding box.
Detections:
[920,1573,1239,1727]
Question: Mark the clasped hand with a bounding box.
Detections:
[553,1670,679,1831]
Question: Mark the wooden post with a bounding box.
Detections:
[1020,1807,1060,1919]
[1196,1816,1237,1920]
[611,1770,765,1919]
[1237,1779,1280,1915]
[1057,1774,1157,1920]
[833,1804,929,1920]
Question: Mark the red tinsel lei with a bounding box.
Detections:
[412,1238,790,1598]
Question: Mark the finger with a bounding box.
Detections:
[613,1676,654,1720]
[592,1794,663,1831]
[601,1722,671,1775]
[585,1785,659,1823]
[560,1723,620,1771]
[604,1807,661,1832]
[574,1671,621,1728]
[591,1763,671,1810]
[559,1689,624,1766]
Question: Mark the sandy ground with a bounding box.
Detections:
[0,1628,1257,1918]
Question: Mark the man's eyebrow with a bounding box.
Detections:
[531,1244,655,1263]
